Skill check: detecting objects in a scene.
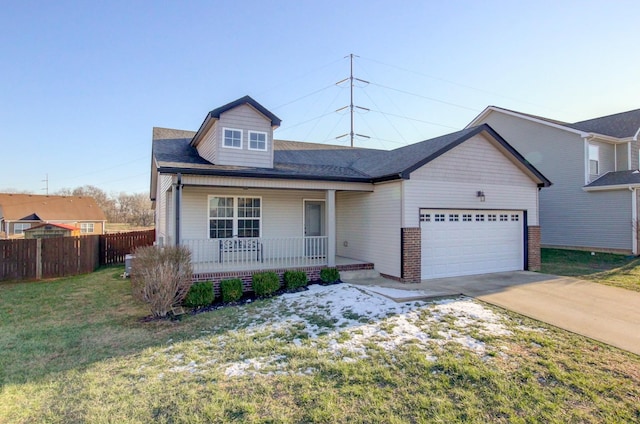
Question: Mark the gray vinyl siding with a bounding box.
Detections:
[479,111,633,252]
[590,140,615,181]
[403,133,539,226]
[336,182,402,278]
[180,187,324,240]
[215,104,274,168]
[616,143,629,171]
[195,125,218,164]
[631,142,639,170]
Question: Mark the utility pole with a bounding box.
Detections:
[42,174,48,195]
[335,53,370,147]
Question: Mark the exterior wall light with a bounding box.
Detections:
[477,191,485,202]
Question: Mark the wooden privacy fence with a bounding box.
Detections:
[0,229,155,281]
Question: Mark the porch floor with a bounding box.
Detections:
[192,256,371,274]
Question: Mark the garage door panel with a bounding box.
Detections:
[420,209,523,279]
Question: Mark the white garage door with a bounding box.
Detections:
[420,209,524,279]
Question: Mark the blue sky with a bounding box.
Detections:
[2,0,639,195]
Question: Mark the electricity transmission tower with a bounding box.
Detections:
[335,53,370,147]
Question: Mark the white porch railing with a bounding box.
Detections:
[182,237,329,272]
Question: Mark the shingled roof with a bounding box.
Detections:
[584,170,640,189]
[152,124,550,186]
[566,109,640,138]
[0,194,106,221]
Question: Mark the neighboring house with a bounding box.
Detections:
[23,222,81,239]
[151,96,550,284]
[0,194,107,239]
[468,106,640,255]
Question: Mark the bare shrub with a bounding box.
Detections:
[131,245,193,317]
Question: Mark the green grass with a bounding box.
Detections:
[541,248,640,292]
[1,267,640,423]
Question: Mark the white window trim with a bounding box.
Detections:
[588,144,599,177]
[222,127,243,150]
[14,222,31,235]
[80,222,94,233]
[248,130,268,151]
[207,195,262,238]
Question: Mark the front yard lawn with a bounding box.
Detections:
[1,267,639,423]
[541,248,640,292]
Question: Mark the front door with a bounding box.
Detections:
[304,200,325,257]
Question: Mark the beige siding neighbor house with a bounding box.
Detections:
[0,193,106,239]
[151,96,550,286]
[468,106,640,254]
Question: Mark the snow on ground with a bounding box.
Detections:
[160,283,519,378]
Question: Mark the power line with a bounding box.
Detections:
[370,82,479,112]
[359,55,560,112]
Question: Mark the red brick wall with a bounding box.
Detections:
[192,262,374,296]
[528,226,541,271]
[401,227,421,283]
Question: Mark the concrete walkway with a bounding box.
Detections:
[345,271,640,356]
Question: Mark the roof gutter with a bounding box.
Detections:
[583,183,640,192]
[157,166,373,183]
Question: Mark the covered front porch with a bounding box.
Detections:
[169,174,376,274]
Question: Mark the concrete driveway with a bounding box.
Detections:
[346,271,640,356]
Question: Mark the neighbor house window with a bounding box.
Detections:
[209,196,261,238]
[589,144,599,176]
[80,223,94,233]
[223,128,242,149]
[248,131,267,151]
[13,223,31,235]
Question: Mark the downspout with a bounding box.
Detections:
[631,187,638,256]
[175,173,182,246]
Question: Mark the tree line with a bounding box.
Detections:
[55,185,153,227]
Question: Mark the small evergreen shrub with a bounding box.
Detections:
[183,281,214,308]
[220,278,243,303]
[252,271,280,297]
[284,270,308,290]
[320,267,340,283]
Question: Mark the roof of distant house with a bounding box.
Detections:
[0,194,107,221]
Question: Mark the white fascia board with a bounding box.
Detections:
[469,107,628,145]
[466,106,588,136]
[634,126,640,141]
[583,183,640,192]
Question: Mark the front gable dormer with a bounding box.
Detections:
[190,96,281,168]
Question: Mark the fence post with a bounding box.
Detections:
[36,238,42,280]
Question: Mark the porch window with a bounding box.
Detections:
[209,196,261,238]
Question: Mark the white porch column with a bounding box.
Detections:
[326,189,336,267]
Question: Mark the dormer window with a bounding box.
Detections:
[248,131,267,151]
[223,128,242,149]
[589,144,599,176]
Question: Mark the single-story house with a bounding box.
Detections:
[468,106,640,254]
[0,193,107,239]
[150,96,550,285]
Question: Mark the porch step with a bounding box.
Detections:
[340,269,381,282]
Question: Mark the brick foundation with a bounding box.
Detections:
[401,227,421,283]
[192,262,374,296]
[527,226,541,271]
